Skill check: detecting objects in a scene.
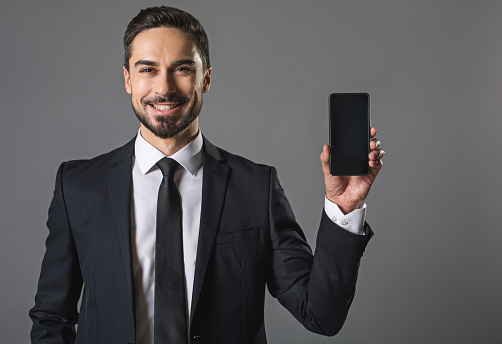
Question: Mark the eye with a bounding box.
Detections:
[175,66,192,73]
[140,68,153,73]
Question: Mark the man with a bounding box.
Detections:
[30,6,384,344]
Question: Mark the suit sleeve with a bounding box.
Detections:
[29,163,83,343]
[266,166,372,336]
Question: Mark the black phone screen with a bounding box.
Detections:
[329,93,370,176]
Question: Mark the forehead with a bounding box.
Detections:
[130,27,201,65]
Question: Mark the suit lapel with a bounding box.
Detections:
[190,137,230,322]
[107,137,135,312]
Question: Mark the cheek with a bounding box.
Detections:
[178,75,201,94]
[131,80,151,101]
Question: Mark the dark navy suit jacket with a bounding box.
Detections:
[30,136,372,344]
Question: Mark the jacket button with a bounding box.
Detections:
[192,335,203,343]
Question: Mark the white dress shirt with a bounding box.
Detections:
[130,129,367,344]
[131,130,203,344]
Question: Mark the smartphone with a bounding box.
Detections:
[329,93,370,176]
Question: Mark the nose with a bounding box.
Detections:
[155,71,176,96]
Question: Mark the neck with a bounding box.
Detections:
[139,120,199,156]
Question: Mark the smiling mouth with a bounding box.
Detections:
[151,103,183,111]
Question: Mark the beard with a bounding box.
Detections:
[132,94,202,139]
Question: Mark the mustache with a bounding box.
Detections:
[143,95,189,105]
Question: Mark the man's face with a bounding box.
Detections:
[123,27,211,139]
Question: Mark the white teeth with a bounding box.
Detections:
[152,103,180,111]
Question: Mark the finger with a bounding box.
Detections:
[369,149,385,160]
[370,137,380,150]
[369,158,383,170]
[370,127,377,138]
[378,149,385,159]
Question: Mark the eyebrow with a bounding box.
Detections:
[134,59,196,68]
[134,59,158,68]
[171,59,196,67]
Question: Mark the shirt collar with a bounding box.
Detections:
[134,128,203,176]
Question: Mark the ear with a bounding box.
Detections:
[202,67,212,93]
[123,66,132,94]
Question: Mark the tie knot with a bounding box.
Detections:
[156,157,179,177]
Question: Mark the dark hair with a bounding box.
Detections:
[123,6,210,71]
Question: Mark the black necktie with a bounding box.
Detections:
[154,157,188,344]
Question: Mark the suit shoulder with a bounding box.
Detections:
[63,148,114,170]
[60,138,135,178]
[216,146,276,177]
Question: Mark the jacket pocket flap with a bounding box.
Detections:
[215,226,259,245]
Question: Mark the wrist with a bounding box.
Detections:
[326,195,362,215]
[337,204,359,215]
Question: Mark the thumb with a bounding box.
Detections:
[320,144,331,176]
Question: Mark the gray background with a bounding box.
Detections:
[1,0,501,343]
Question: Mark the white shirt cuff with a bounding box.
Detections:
[324,197,367,235]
